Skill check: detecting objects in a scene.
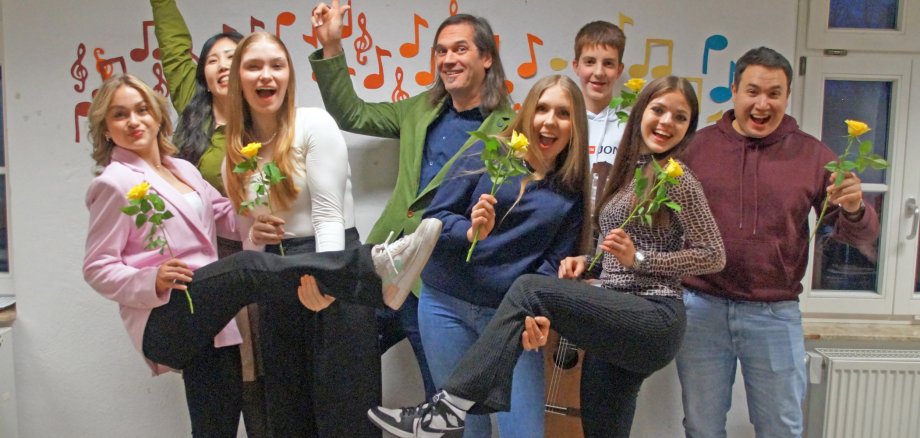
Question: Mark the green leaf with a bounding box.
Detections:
[665,201,682,212]
[615,110,629,121]
[135,214,148,228]
[150,193,165,211]
[468,130,491,143]
[139,199,152,213]
[644,213,653,225]
[161,210,174,220]
[263,162,287,185]
[859,140,872,155]
[867,156,888,169]
[121,205,140,215]
[824,161,840,172]
[840,161,858,171]
[834,171,846,186]
[609,96,624,109]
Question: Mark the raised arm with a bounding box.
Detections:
[150,0,197,112]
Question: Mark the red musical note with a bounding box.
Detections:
[400,14,429,58]
[303,6,319,47]
[517,33,543,79]
[276,11,295,38]
[341,0,353,38]
[222,24,237,34]
[415,47,436,86]
[449,0,459,16]
[391,67,410,102]
[74,101,91,143]
[130,21,162,63]
[152,63,169,97]
[364,46,392,89]
[71,43,88,93]
[354,13,373,65]
[251,16,265,32]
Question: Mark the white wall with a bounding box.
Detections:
[1,0,795,435]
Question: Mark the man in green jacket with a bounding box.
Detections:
[310,1,514,398]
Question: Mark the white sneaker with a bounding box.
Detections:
[372,218,442,310]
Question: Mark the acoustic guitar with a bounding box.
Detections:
[544,330,584,437]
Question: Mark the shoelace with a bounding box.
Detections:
[381,230,400,275]
[418,396,460,430]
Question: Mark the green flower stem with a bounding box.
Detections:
[465,175,503,262]
[586,176,668,271]
[161,230,194,314]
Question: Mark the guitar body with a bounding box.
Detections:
[544,330,584,438]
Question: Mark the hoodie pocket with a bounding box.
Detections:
[722,238,792,294]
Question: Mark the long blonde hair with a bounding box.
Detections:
[88,74,177,172]
[224,31,299,213]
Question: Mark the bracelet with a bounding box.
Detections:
[248,226,256,245]
[842,200,866,222]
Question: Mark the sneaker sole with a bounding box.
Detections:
[382,219,442,310]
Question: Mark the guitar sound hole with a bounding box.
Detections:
[553,347,579,370]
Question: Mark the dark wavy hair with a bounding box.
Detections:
[427,14,510,113]
[173,31,243,165]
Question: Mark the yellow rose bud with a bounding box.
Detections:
[126,181,150,201]
[664,158,683,178]
[240,142,262,159]
[844,119,871,137]
[509,130,529,152]
[624,78,645,93]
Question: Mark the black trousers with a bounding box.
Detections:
[444,274,685,438]
[141,243,381,371]
[260,230,381,438]
[180,344,243,437]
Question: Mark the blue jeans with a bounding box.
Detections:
[418,285,545,438]
[377,293,436,399]
[676,289,806,438]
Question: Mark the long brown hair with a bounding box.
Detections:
[594,76,700,231]
[88,74,177,172]
[224,31,299,213]
[504,75,592,252]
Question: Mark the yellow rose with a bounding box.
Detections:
[624,78,645,93]
[509,130,529,152]
[664,158,683,178]
[844,119,870,137]
[240,142,262,159]
[126,181,150,201]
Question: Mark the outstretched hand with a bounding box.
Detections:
[522,316,551,351]
[311,0,350,57]
[297,274,336,311]
[827,171,864,215]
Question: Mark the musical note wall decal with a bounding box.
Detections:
[71,43,88,93]
[341,0,354,38]
[364,46,392,89]
[94,48,127,81]
[74,101,91,143]
[706,110,724,123]
[701,34,727,74]
[303,7,319,47]
[222,24,237,34]
[709,61,735,104]
[517,33,543,79]
[415,47,435,86]
[276,12,295,38]
[549,58,568,71]
[618,12,634,30]
[683,76,704,108]
[400,14,428,58]
[152,63,169,97]
[250,16,265,32]
[130,21,161,63]
[449,0,459,16]
[354,12,373,65]
[391,67,410,102]
[628,38,673,79]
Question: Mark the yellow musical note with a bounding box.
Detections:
[629,39,673,79]
[618,12,634,30]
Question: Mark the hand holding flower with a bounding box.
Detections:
[466,194,497,243]
[826,171,864,214]
[599,228,638,267]
[234,142,288,254]
[249,214,286,245]
[156,259,193,295]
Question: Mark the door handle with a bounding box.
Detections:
[907,198,920,240]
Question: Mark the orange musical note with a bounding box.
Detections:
[628,38,673,79]
[74,101,91,143]
[71,43,88,93]
[505,80,514,94]
[449,0,459,16]
[682,76,704,108]
[354,13,373,65]
[364,46,392,89]
[341,0,353,38]
[391,67,410,102]
[130,21,162,63]
[251,16,265,32]
[400,14,429,58]
[517,33,543,79]
[415,47,436,86]
[276,11,295,38]
[513,102,521,112]
[95,48,127,80]
[152,63,169,97]
[618,13,634,30]
[303,6,319,47]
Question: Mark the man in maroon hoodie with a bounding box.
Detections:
[676,47,879,437]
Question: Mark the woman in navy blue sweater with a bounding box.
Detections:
[417,75,590,438]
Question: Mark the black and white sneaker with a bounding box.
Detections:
[367,391,465,437]
[372,218,442,310]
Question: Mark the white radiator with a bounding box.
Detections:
[806,348,920,438]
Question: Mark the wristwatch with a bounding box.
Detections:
[633,251,646,270]
[842,200,866,222]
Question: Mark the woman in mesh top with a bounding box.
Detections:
[365,76,726,438]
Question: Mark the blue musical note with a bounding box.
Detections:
[709,61,736,104]
[702,34,728,74]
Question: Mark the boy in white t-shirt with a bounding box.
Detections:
[572,21,627,167]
